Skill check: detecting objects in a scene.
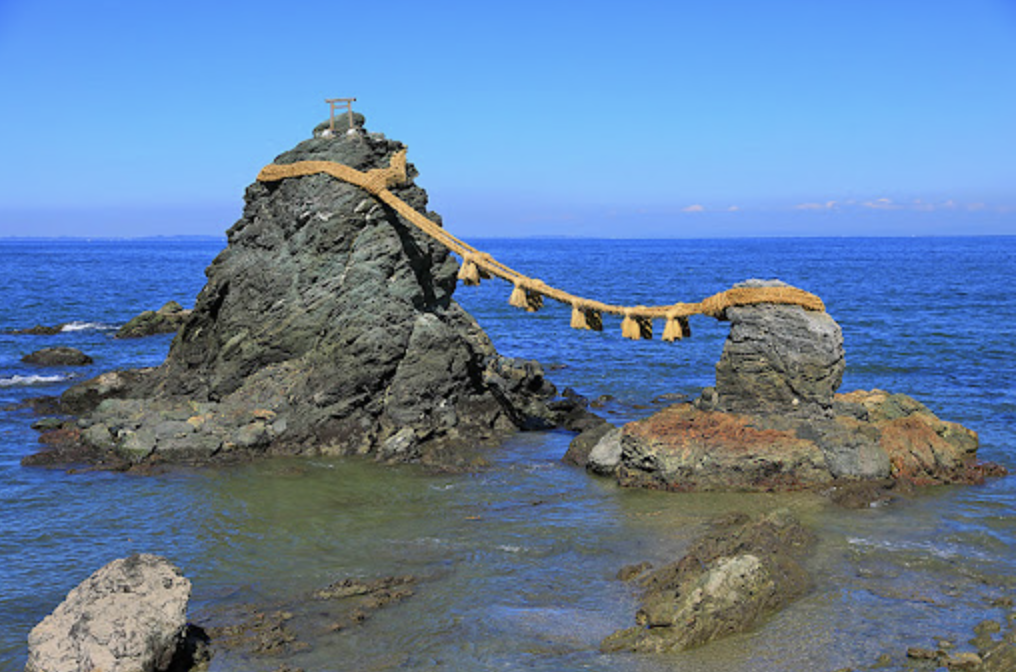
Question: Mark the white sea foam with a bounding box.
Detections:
[846,536,986,561]
[60,321,113,332]
[0,374,71,387]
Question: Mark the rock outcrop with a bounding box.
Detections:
[706,280,844,419]
[26,554,194,672]
[602,510,814,652]
[28,115,559,470]
[115,301,192,338]
[21,347,93,366]
[611,284,1004,493]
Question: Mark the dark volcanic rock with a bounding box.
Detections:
[26,554,193,672]
[115,301,192,338]
[21,347,93,366]
[40,117,556,469]
[602,510,814,653]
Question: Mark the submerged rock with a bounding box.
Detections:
[21,347,93,366]
[10,324,65,335]
[26,554,194,672]
[35,117,557,470]
[602,510,814,653]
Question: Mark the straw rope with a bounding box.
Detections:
[257,150,827,342]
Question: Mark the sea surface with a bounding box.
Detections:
[1,236,1014,671]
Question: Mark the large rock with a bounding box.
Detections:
[37,117,557,469]
[602,510,814,652]
[26,554,191,672]
[615,285,1004,493]
[706,279,844,419]
[618,388,1001,492]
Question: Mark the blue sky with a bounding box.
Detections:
[0,0,1013,238]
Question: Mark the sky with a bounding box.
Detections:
[0,0,1013,238]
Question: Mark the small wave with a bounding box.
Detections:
[496,544,525,553]
[60,321,114,332]
[0,374,72,387]
[846,536,988,561]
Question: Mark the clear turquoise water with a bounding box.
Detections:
[1,236,1014,671]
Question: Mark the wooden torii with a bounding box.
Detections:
[325,98,357,132]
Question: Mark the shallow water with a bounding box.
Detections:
[1,236,1013,671]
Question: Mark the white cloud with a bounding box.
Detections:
[682,204,705,213]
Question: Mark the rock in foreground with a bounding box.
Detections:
[33,115,557,470]
[602,510,814,652]
[26,554,192,672]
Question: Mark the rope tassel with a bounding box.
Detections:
[525,289,544,312]
[621,312,640,340]
[571,304,603,331]
[570,304,588,330]
[508,283,528,309]
[662,315,691,342]
[457,256,481,286]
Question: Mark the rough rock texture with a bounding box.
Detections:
[602,510,814,652]
[26,554,191,672]
[562,421,615,468]
[586,426,624,476]
[615,290,1004,493]
[618,389,1002,492]
[116,301,192,338]
[31,116,559,470]
[706,280,845,419]
[21,347,93,366]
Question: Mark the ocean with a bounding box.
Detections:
[1,236,1014,671]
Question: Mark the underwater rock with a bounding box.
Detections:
[602,510,814,653]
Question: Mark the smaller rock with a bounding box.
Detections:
[906,646,941,660]
[944,652,982,670]
[30,417,67,431]
[26,554,192,672]
[975,619,1003,635]
[11,324,64,335]
[115,303,191,338]
[379,427,420,461]
[602,510,814,653]
[562,422,614,467]
[587,427,623,476]
[21,347,93,366]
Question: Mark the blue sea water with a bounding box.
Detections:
[1,236,1014,671]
